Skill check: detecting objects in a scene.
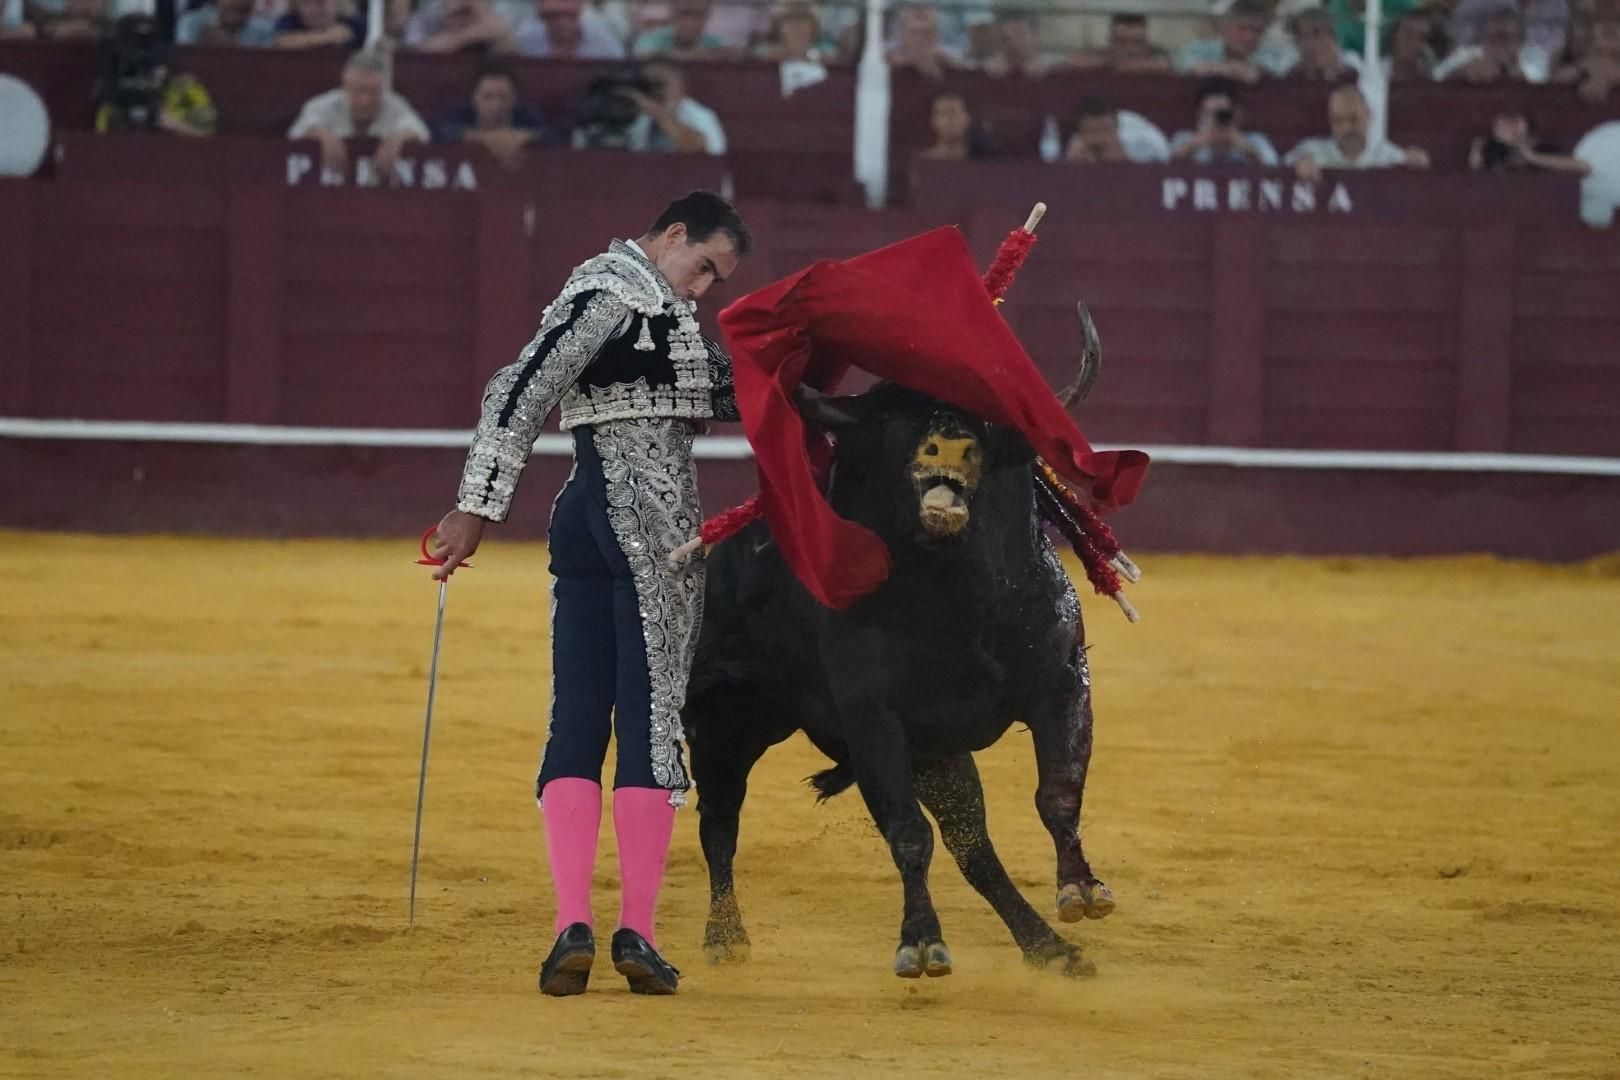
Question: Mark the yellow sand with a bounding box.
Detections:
[3,533,1618,1079]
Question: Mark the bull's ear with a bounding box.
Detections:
[794,385,862,429]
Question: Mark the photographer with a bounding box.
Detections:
[573,61,724,155]
[94,14,217,138]
[1169,77,1278,166]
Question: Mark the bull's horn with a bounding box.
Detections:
[794,384,860,429]
[1055,302,1102,407]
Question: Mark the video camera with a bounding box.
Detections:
[94,14,170,132]
[572,69,658,151]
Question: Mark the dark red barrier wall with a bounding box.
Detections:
[2,138,1618,558]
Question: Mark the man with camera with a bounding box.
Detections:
[428,192,752,997]
[572,61,725,155]
[1169,76,1279,166]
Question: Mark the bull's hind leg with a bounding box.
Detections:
[915,755,1095,977]
[688,689,777,964]
[1031,642,1115,923]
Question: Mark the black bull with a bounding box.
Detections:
[683,382,1115,980]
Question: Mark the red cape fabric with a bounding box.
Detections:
[718,227,1150,610]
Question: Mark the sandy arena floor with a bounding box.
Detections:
[2,532,1618,1079]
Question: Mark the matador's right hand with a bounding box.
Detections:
[430,510,486,581]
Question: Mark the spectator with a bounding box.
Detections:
[1171,77,1280,166]
[177,0,278,45]
[94,14,217,136]
[1174,0,1295,83]
[1067,13,1171,73]
[632,0,732,58]
[1385,10,1439,81]
[433,62,547,166]
[980,12,1050,77]
[1286,7,1359,80]
[1286,84,1431,181]
[38,0,107,40]
[1434,8,1552,82]
[577,59,725,154]
[1451,0,1568,61]
[753,0,828,61]
[288,51,429,174]
[1064,96,1170,163]
[1469,107,1593,173]
[919,89,991,160]
[273,0,364,49]
[1552,11,1620,102]
[515,0,626,57]
[404,0,517,52]
[887,4,966,80]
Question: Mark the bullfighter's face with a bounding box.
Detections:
[909,410,983,538]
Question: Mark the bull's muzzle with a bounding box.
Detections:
[911,427,982,538]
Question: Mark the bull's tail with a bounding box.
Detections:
[806,763,856,802]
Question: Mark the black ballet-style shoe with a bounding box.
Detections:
[538,922,596,997]
[611,928,681,995]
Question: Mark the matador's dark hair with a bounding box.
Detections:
[646,191,753,256]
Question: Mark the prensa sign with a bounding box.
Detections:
[1162,177,1353,214]
[285,152,479,191]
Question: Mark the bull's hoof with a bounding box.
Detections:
[1058,881,1116,923]
[1026,940,1097,979]
[703,939,752,965]
[895,940,952,979]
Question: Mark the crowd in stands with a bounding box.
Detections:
[2,0,1612,182]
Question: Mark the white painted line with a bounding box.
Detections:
[2,418,1619,476]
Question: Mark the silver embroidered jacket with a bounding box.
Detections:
[456,239,740,521]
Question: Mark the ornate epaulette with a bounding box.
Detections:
[547,245,672,323]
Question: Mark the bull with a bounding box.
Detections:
[683,313,1115,979]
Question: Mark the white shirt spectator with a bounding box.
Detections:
[289,88,431,140]
[1285,136,1408,168]
[624,96,725,153]
[1433,42,1553,82]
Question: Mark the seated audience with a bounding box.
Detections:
[632,0,733,59]
[888,4,966,80]
[1286,84,1430,181]
[1064,96,1170,163]
[1385,10,1439,81]
[1469,107,1592,173]
[404,0,517,53]
[1171,77,1280,166]
[1286,7,1359,80]
[1175,0,1295,83]
[1329,0,1416,55]
[177,0,278,45]
[1552,10,1620,102]
[515,0,626,57]
[1434,8,1552,82]
[919,89,992,160]
[433,62,547,166]
[1067,13,1171,73]
[288,51,430,174]
[273,0,364,49]
[980,12,1050,77]
[38,0,108,40]
[753,0,829,61]
[1450,0,1568,61]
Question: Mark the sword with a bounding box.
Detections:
[410,526,470,923]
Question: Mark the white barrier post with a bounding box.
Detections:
[1361,0,1389,143]
[852,0,890,209]
[365,0,385,50]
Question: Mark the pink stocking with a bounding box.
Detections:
[540,778,602,937]
[613,787,677,947]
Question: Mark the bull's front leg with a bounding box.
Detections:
[1030,639,1115,923]
[825,633,951,979]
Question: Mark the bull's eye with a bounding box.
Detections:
[924,444,939,456]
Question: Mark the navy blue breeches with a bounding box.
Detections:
[537,423,699,801]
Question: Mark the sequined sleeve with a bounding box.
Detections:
[456,289,632,521]
[706,336,741,423]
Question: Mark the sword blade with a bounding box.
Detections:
[409,578,448,923]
